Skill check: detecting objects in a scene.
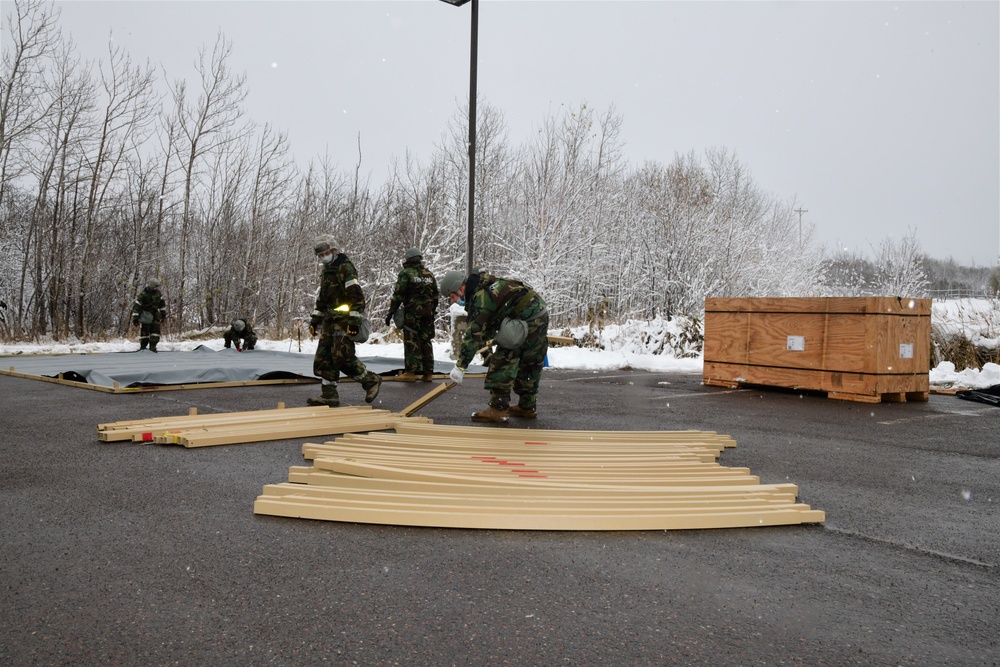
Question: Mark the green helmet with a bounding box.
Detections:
[145,279,161,290]
[404,247,422,261]
[313,234,339,255]
[439,270,466,295]
[232,319,245,332]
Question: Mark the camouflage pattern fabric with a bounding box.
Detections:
[131,286,166,350]
[224,319,258,349]
[388,256,439,375]
[311,254,379,390]
[457,272,548,411]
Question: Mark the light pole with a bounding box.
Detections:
[439,0,478,276]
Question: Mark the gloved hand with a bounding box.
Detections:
[236,345,242,352]
[384,313,393,328]
[449,366,465,384]
[347,315,360,337]
[308,324,316,337]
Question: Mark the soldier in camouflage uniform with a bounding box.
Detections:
[385,247,439,381]
[130,279,167,352]
[439,269,548,423]
[307,235,381,407]
[223,318,257,351]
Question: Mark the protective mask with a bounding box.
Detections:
[457,299,465,307]
[319,252,333,264]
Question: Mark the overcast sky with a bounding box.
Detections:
[39,0,1000,266]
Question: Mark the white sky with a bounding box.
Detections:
[35,1,1000,266]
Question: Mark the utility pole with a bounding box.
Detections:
[794,207,808,246]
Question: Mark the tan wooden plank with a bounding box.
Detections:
[162,415,432,448]
[310,450,741,474]
[253,496,825,530]
[98,405,366,441]
[259,483,806,512]
[313,457,762,487]
[277,473,801,501]
[391,422,736,446]
[400,381,456,417]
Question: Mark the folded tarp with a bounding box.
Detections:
[955,384,1000,407]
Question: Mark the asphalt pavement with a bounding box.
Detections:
[1,367,997,666]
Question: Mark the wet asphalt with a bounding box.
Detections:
[0,367,997,666]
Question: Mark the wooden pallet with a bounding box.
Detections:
[703,365,930,403]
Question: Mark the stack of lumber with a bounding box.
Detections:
[254,423,825,531]
[97,405,431,448]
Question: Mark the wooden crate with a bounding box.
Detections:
[703,297,930,403]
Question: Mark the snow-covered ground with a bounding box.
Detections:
[1,299,997,389]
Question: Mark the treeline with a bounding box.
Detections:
[1,0,944,342]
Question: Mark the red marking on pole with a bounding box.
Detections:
[141,432,153,441]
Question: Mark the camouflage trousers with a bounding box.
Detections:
[313,330,379,389]
[402,315,435,375]
[139,322,161,350]
[483,312,549,411]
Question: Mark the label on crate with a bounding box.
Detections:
[786,335,805,351]
[899,343,914,359]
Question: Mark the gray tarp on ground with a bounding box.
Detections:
[1,346,474,389]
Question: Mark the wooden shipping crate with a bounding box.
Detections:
[703,297,931,403]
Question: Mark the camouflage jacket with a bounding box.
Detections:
[311,253,366,333]
[457,272,546,368]
[388,257,439,320]
[131,288,167,323]
[227,319,256,339]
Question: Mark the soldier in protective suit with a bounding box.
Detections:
[130,279,167,352]
[307,235,381,407]
[439,269,548,423]
[385,247,439,381]
[223,318,257,351]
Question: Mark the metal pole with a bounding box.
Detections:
[794,207,808,246]
[467,0,478,276]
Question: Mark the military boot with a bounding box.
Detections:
[509,405,537,419]
[396,371,417,382]
[307,384,340,407]
[420,372,434,382]
[363,374,382,404]
[471,406,509,424]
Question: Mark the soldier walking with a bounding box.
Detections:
[130,279,167,352]
[385,247,439,381]
[307,235,382,407]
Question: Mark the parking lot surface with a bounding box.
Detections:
[1,368,997,666]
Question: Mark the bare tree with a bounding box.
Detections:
[73,35,158,337]
[168,32,248,328]
[0,0,61,204]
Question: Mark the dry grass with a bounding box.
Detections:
[931,297,1000,371]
